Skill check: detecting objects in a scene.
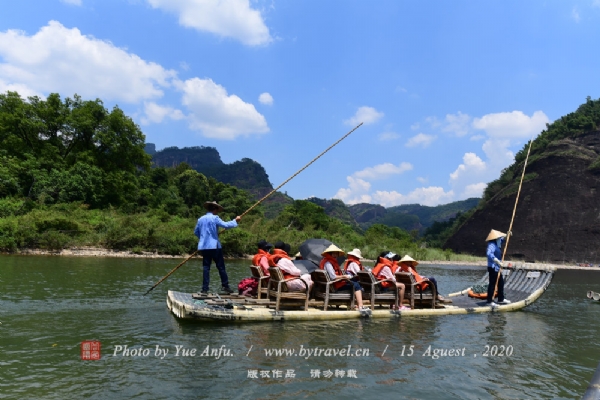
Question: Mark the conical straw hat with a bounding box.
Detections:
[203,201,224,212]
[399,254,419,267]
[321,244,345,256]
[486,229,506,242]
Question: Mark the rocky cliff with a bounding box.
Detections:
[445,99,600,263]
[150,146,273,192]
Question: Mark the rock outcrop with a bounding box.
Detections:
[445,130,600,263]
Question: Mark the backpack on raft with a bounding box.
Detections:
[467,284,496,299]
[238,277,258,296]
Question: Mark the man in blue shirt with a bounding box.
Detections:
[485,229,511,306]
[194,201,241,294]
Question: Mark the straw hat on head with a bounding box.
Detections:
[399,255,419,267]
[204,201,224,212]
[486,229,506,242]
[347,248,362,259]
[321,244,345,256]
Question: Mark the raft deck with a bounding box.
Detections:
[167,264,555,322]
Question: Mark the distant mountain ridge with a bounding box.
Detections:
[146,144,480,231]
[308,197,480,232]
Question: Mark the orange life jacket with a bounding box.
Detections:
[391,260,400,274]
[268,249,290,266]
[320,255,346,290]
[252,249,270,276]
[269,249,295,280]
[371,258,395,289]
[344,255,363,272]
[252,250,269,266]
[467,288,496,299]
[399,263,429,291]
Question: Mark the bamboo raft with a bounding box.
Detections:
[167,263,555,322]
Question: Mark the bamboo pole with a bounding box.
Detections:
[238,122,364,218]
[143,123,363,295]
[494,138,534,294]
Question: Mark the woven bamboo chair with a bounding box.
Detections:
[249,265,269,299]
[311,269,355,310]
[267,267,310,311]
[395,272,436,309]
[356,271,398,310]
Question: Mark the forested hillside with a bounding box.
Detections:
[0,91,475,261]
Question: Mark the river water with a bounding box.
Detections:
[1,255,599,399]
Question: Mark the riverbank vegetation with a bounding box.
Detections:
[0,91,480,261]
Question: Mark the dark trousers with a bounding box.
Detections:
[487,267,504,302]
[201,248,229,291]
[426,277,438,294]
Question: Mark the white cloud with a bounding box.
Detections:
[410,123,420,131]
[401,109,549,203]
[594,0,600,8]
[61,0,82,5]
[572,7,581,23]
[178,77,269,140]
[0,78,42,98]
[462,183,486,198]
[344,106,384,126]
[141,101,184,125]
[472,110,549,139]
[417,176,428,184]
[447,110,546,200]
[372,187,455,207]
[448,141,513,200]
[405,133,436,148]
[450,152,486,182]
[442,111,471,136]
[378,131,399,141]
[258,92,273,105]
[0,21,176,103]
[482,138,514,167]
[354,162,413,180]
[334,176,372,204]
[147,0,272,46]
[333,163,413,205]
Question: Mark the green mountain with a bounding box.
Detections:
[150,145,272,191]
[306,197,359,227]
[148,145,293,218]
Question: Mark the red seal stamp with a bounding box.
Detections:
[81,341,101,360]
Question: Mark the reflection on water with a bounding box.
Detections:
[1,256,600,399]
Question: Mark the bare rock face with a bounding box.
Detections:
[445,131,600,263]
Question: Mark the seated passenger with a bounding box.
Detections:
[397,254,450,303]
[320,244,368,311]
[344,248,364,279]
[270,241,313,292]
[372,251,409,310]
[252,239,273,277]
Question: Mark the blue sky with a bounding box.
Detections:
[1,1,599,207]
